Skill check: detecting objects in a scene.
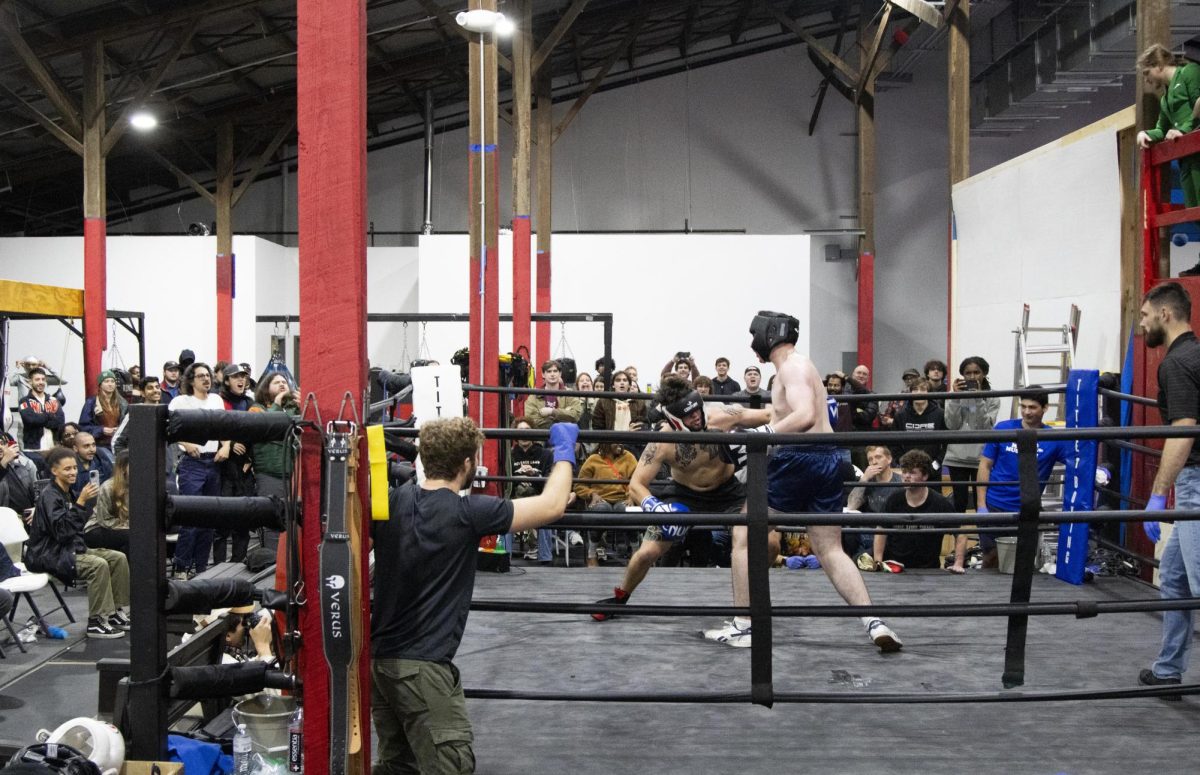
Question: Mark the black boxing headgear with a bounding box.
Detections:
[660,390,705,431]
[749,310,799,361]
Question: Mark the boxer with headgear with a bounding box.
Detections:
[590,374,770,621]
[701,310,902,651]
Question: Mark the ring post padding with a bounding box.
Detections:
[745,436,773,708]
[1059,370,1099,585]
[1002,430,1042,689]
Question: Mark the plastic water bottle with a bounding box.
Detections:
[233,723,253,775]
[287,705,303,773]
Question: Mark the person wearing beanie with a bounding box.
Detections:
[78,369,128,457]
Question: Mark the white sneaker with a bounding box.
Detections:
[867,619,902,653]
[567,531,583,547]
[702,620,752,648]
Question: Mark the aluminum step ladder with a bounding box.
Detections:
[1012,303,1080,421]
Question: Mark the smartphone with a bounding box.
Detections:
[89,469,100,488]
[964,379,979,390]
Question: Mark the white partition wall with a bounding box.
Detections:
[951,109,1129,417]
[418,233,811,386]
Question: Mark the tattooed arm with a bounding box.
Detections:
[628,441,668,504]
[704,402,773,432]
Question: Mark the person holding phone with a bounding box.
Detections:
[70,432,112,505]
[84,451,131,555]
[944,356,1001,573]
[0,432,39,521]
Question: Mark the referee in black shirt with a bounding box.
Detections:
[1138,281,1200,695]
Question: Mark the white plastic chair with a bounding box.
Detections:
[0,506,75,648]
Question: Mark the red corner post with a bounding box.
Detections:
[83,218,107,395]
[857,250,874,373]
[297,0,369,773]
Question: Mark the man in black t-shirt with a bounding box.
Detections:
[872,450,951,571]
[371,417,578,774]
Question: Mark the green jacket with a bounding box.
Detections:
[249,401,297,476]
[1146,62,1200,142]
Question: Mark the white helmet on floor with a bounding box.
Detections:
[36,718,125,775]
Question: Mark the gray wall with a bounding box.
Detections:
[121,43,1133,390]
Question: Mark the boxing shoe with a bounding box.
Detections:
[867,619,902,653]
[1138,669,1183,701]
[702,619,752,648]
[591,587,629,621]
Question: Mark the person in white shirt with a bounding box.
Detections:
[168,362,230,578]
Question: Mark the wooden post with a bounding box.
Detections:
[512,0,532,377]
[215,122,234,362]
[81,38,106,397]
[947,0,969,357]
[296,0,368,772]
[1136,0,1171,283]
[535,66,553,367]
[467,0,501,482]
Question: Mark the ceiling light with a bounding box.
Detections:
[129,111,157,131]
[456,9,513,36]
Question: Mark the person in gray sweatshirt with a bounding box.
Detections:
[943,356,1000,573]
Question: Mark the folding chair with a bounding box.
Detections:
[0,506,75,644]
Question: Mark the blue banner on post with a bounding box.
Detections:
[1059,369,1099,585]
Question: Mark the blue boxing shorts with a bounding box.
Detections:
[767,444,843,515]
[643,475,746,543]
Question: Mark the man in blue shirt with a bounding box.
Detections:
[975,387,1072,568]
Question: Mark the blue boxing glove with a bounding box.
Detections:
[1145,493,1168,542]
[641,497,690,541]
[976,504,988,515]
[784,556,807,570]
[548,423,579,465]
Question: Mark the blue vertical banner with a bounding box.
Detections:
[1059,369,1099,585]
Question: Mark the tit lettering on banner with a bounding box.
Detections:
[410,365,465,427]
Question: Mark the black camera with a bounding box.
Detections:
[964,379,979,390]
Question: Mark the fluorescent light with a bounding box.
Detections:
[493,15,514,37]
[129,111,157,131]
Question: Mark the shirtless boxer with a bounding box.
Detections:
[591,375,767,620]
[702,311,901,652]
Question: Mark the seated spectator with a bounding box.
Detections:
[944,355,1000,517]
[889,378,947,472]
[18,366,65,451]
[523,360,583,429]
[60,422,80,449]
[71,432,113,501]
[0,432,39,519]
[693,376,713,396]
[510,418,571,562]
[25,446,130,639]
[79,370,128,457]
[732,366,768,403]
[847,445,904,514]
[660,352,697,385]
[880,368,920,429]
[574,441,637,565]
[871,450,952,570]
[592,370,647,431]
[84,451,130,555]
[711,357,741,396]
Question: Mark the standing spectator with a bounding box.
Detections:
[944,356,1000,514]
[18,366,64,450]
[594,356,616,391]
[711,357,741,396]
[9,356,67,406]
[79,370,128,458]
[169,362,230,578]
[732,366,768,403]
[574,372,597,431]
[249,373,301,552]
[592,371,647,431]
[60,422,80,449]
[213,363,255,564]
[25,446,129,639]
[824,373,853,433]
[623,365,641,391]
[1136,282,1200,693]
[924,359,949,396]
[523,360,582,429]
[71,432,113,500]
[889,378,947,471]
[693,376,713,396]
[1137,45,1200,276]
[660,352,697,385]
[141,376,164,405]
[873,450,953,571]
[975,387,1071,569]
[125,365,143,403]
[847,364,880,469]
[161,361,182,401]
[880,368,921,429]
[84,451,130,555]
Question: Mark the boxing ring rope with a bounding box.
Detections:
[388,369,1199,705]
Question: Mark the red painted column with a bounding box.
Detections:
[857,251,874,372]
[512,216,531,414]
[83,218,106,396]
[297,0,369,772]
[536,248,551,365]
[216,253,233,361]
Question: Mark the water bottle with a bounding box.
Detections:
[233,723,253,775]
[287,705,303,773]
